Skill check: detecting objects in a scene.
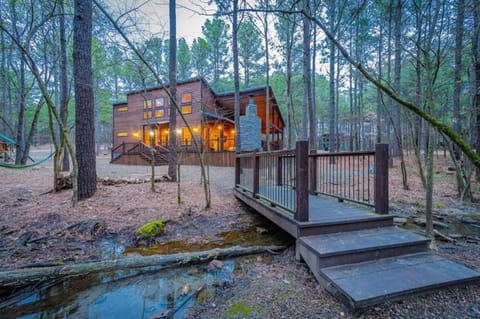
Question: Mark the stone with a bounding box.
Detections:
[239,94,262,151]
[393,217,407,226]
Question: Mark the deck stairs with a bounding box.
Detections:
[296,211,480,309]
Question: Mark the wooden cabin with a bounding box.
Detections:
[111,77,285,166]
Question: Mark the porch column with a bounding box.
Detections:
[375,143,389,214]
[295,140,309,222]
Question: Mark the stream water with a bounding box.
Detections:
[0,224,292,319]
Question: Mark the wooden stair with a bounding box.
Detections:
[297,219,480,309]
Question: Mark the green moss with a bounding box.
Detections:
[435,202,445,209]
[135,220,166,239]
[227,303,252,318]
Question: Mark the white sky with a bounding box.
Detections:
[108,0,217,44]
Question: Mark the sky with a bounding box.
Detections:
[111,0,217,44]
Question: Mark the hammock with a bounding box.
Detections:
[0,132,56,169]
[0,151,54,169]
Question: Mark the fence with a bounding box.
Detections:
[235,141,389,222]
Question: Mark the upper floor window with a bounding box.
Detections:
[155,97,164,107]
[144,100,152,109]
[181,93,192,104]
[181,105,192,114]
[143,111,152,119]
[155,109,165,118]
[117,131,128,137]
[116,106,128,112]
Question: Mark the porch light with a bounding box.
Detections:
[193,127,199,133]
[231,129,235,134]
[176,128,182,135]
[149,130,154,137]
[217,125,222,130]
[133,131,139,138]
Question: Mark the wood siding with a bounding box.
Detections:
[112,79,217,150]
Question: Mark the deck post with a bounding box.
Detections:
[375,143,389,214]
[277,155,283,186]
[309,152,317,194]
[295,140,309,222]
[253,151,259,197]
[235,154,240,186]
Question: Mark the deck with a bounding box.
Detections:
[234,142,480,309]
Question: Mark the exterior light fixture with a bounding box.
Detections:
[176,128,182,135]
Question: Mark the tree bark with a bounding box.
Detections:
[473,0,480,180]
[0,245,285,289]
[328,0,336,154]
[168,0,178,181]
[73,0,96,199]
[233,0,241,151]
[60,0,70,172]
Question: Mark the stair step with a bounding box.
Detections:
[319,252,480,309]
[298,227,430,267]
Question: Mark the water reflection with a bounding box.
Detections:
[3,260,238,319]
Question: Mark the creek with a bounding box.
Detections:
[0,223,292,319]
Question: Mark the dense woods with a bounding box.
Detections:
[0,0,479,202]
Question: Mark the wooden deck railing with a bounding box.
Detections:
[235,141,389,222]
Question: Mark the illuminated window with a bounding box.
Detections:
[117,132,128,137]
[144,100,152,109]
[181,93,192,104]
[155,97,164,107]
[143,111,152,119]
[155,109,164,117]
[182,128,192,145]
[181,105,192,114]
[116,106,128,112]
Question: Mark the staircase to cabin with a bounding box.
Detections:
[111,142,169,166]
[296,213,480,309]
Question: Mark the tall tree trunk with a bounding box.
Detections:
[15,56,26,165]
[233,0,241,151]
[73,0,96,199]
[168,0,178,181]
[263,1,270,151]
[376,19,383,144]
[312,22,317,150]
[474,0,480,180]
[328,0,336,153]
[60,0,70,172]
[303,0,312,145]
[392,0,402,157]
[0,9,7,138]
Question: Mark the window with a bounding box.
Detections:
[155,109,164,118]
[181,92,192,104]
[181,105,192,114]
[182,128,192,145]
[155,97,164,107]
[117,132,128,137]
[144,100,152,109]
[143,111,152,119]
[116,106,128,112]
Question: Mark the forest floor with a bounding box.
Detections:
[1,151,480,318]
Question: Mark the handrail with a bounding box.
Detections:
[235,142,389,222]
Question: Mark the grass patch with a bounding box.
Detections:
[135,219,166,239]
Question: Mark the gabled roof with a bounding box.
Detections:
[124,76,211,96]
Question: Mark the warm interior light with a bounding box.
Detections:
[217,125,222,130]
[231,129,235,134]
